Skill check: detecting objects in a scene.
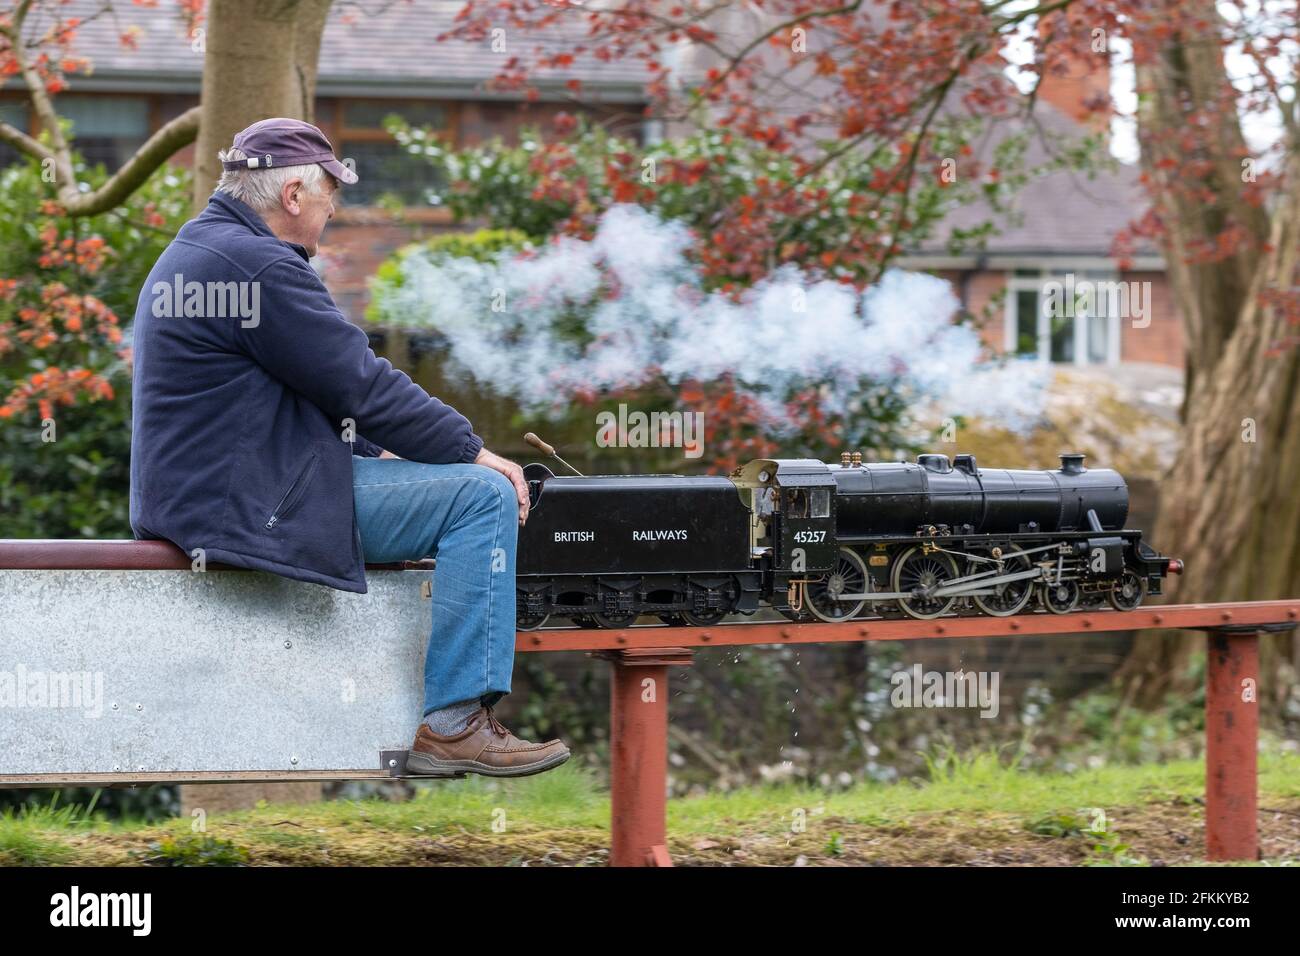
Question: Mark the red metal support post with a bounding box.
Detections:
[598,647,693,867]
[1204,628,1260,861]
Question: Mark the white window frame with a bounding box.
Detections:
[1003,269,1121,367]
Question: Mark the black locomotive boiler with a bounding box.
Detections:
[513,451,1181,628]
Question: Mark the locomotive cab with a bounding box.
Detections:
[729,459,837,575]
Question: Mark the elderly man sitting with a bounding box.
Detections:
[128,117,569,778]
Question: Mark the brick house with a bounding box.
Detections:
[898,63,1184,372]
[4,1,1184,372]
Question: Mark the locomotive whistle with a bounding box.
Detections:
[524,432,584,477]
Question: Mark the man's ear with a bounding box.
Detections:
[281,178,305,217]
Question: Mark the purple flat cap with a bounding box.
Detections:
[220,117,359,185]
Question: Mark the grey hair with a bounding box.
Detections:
[215,145,329,212]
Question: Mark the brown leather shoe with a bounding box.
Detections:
[405,706,570,778]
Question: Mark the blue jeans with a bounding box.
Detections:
[352,456,518,716]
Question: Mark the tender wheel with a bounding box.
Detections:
[807,547,870,623]
[1041,580,1080,614]
[592,611,637,628]
[517,611,550,631]
[892,546,960,620]
[967,547,1035,617]
[681,608,728,626]
[1108,570,1147,611]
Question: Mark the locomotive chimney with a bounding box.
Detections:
[1059,453,1086,475]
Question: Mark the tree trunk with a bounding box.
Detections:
[181,0,334,813]
[1128,11,1267,402]
[191,0,333,211]
[1116,3,1300,704]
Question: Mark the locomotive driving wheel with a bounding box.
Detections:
[892,546,960,620]
[807,547,871,623]
[1108,570,1146,611]
[966,546,1035,617]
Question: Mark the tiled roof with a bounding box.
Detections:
[910,102,1155,261]
[20,0,654,96]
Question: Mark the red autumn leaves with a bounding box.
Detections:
[0,218,125,422]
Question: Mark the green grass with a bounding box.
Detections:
[3,750,1298,866]
[0,791,104,865]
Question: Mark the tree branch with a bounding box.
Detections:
[0,2,200,216]
[0,119,53,162]
[57,106,201,216]
[2,0,74,185]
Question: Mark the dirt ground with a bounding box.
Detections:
[37,797,1300,867]
[671,800,1300,867]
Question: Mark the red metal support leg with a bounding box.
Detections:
[599,647,693,867]
[1205,628,1259,862]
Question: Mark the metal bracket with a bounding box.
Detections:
[381,750,409,776]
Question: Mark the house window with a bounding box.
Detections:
[0,101,31,170]
[1005,269,1120,366]
[331,99,451,206]
[56,96,149,172]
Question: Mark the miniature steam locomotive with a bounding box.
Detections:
[514,451,1181,629]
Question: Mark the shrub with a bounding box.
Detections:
[0,150,192,538]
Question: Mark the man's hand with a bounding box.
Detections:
[474,447,530,525]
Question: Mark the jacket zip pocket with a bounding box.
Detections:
[265,452,320,530]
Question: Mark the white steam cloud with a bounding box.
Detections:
[378,204,1047,432]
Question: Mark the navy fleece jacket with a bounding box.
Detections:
[128,190,483,592]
